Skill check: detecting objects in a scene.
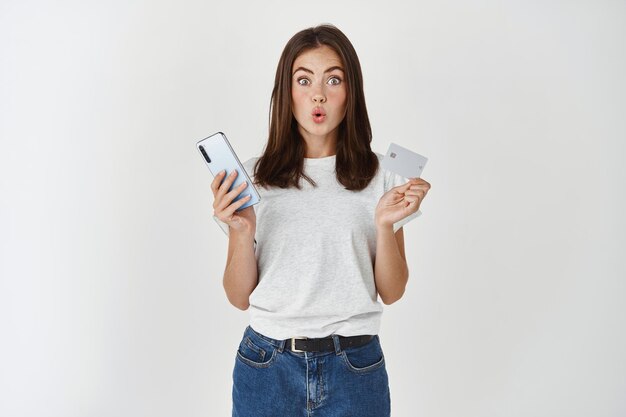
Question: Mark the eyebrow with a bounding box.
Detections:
[292,66,344,76]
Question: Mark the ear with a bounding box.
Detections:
[395,227,406,262]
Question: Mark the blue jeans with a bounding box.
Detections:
[232,325,391,417]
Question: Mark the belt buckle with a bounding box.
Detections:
[291,336,308,353]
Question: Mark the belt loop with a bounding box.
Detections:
[331,334,342,355]
[278,338,285,353]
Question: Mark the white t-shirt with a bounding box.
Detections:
[214,151,421,339]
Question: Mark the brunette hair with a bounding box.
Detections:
[252,24,379,191]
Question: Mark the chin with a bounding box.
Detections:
[309,122,339,134]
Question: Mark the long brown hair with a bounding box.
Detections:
[252,24,379,191]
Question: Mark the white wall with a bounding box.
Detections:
[1,1,624,416]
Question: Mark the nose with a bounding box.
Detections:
[312,87,326,103]
[312,94,326,103]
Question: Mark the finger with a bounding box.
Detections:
[402,192,421,201]
[404,189,427,197]
[397,181,415,192]
[407,184,430,194]
[214,170,240,206]
[218,169,239,194]
[400,178,425,191]
[410,180,430,190]
[402,190,425,204]
[211,169,227,194]
[216,180,248,212]
[407,197,421,207]
[402,195,420,203]
[407,178,427,185]
[404,190,424,203]
[223,194,252,220]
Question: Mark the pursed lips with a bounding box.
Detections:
[311,107,326,117]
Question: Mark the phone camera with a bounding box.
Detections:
[199,145,211,163]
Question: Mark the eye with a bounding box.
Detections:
[328,76,342,86]
[297,78,310,86]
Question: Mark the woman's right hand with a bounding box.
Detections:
[211,169,256,235]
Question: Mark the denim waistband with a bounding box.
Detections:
[246,325,286,348]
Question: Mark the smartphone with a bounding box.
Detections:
[196,131,260,211]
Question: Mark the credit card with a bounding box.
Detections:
[381,142,428,179]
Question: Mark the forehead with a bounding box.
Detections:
[293,45,343,69]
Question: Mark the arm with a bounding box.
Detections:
[374,226,408,305]
[223,228,258,310]
[373,175,430,304]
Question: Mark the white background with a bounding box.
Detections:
[1,1,625,416]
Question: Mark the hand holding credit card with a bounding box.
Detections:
[381,142,428,179]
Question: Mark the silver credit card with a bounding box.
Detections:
[381,142,428,179]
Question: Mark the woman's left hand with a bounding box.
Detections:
[375,178,431,228]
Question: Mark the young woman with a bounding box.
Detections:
[211,24,431,417]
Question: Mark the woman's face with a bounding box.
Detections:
[291,45,347,147]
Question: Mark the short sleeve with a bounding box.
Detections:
[383,169,422,233]
[211,156,258,250]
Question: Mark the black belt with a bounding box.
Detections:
[287,335,373,352]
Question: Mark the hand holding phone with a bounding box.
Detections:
[210,168,256,235]
[197,132,260,236]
